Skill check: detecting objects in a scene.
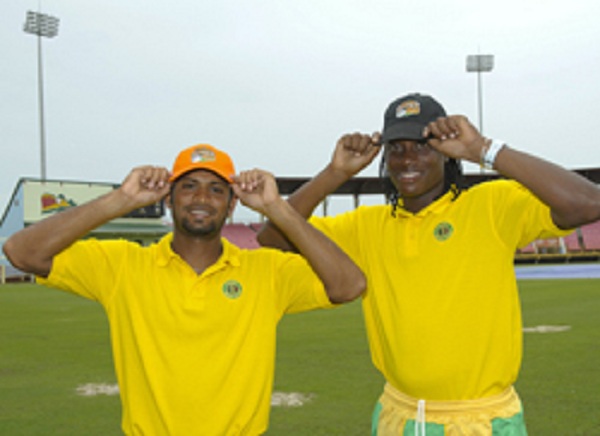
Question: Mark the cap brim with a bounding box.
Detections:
[381,122,425,143]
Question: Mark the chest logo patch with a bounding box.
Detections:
[222,280,243,299]
[433,222,454,241]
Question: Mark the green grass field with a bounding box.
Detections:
[1,279,599,435]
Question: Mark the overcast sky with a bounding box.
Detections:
[2,1,600,221]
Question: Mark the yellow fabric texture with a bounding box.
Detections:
[38,234,333,435]
[310,180,571,401]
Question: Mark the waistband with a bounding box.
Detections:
[383,383,521,415]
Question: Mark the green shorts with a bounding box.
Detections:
[371,383,528,436]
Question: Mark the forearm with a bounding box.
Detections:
[493,146,600,228]
[257,164,350,251]
[3,189,134,276]
[264,197,365,303]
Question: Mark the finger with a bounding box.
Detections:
[139,166,169,190]
[371,132,382,147]
[234,169,266,191]
[444,116,462,138]
[338,133,357,152]
[232,172,250,190]
[230,183,243,198]
[339,132,382,162]
[436,117,456,139]
[424,119,443,140]
[365,142,382,161]
[426,117,456,140]
[358,133,372,151]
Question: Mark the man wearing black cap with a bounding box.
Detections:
[258,93,600,434]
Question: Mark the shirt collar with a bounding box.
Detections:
[156,232,242,269]
[395,190,455,219]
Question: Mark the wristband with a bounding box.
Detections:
[481,139,505,170]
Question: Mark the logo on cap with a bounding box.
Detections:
[191,147,216,163]
[396,100,421,119]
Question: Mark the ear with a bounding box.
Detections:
[165,192,173,210]
[227,195,238,219]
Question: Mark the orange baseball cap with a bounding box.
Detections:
[169,144,235,184]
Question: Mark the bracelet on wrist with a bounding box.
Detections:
[480,139,506,170]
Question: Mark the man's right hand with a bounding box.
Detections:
[2,165,172,277]
[118,166,171,210]
[256,132,381,253]
[330,132,382,178]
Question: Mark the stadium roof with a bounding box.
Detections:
[275,167,600,196]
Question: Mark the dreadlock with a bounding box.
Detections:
[378,153,466,217]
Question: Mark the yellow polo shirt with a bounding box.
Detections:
[310,180,571,401]
[38,234,333,435]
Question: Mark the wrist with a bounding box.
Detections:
[104,189,139,217]
[480,139,506,170]
[263,196,294,224]
[324,163,353,184]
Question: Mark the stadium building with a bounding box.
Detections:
[2,170,600,283]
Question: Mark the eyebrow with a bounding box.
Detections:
[181,173,226,184]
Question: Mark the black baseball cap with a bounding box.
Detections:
[381,93,446,144]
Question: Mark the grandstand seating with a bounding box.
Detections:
[579,221,600,251]
[563,231,583,252]
[248,223,263,233]
[221,223,260,249]
[225,221,600,262]
[515,221,600,264]
[518,242,536,254]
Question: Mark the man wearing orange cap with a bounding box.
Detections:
[2,144,366,435]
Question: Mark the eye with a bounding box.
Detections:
[386,143,403,154]
[210,185,226,195]
[181,182,195,190]
[415,141,431,153]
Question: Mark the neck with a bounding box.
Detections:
[171,232,223,274]
[401,184,446,214]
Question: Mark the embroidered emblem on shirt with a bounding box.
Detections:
[222,280,243,299]
[395,100,421,118]
[433,222,454,241]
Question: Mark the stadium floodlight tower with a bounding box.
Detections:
[466,54,494,135]
[23,10,60,181]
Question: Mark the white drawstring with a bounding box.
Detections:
[416,399,426,436]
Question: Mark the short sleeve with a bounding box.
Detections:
[271,250,335,315]
[309,210,364,267]
[487,181,573,249]
[37,239,128,304]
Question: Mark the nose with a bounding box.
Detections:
[191,186,210,203]
[395,148,419,167]
[401,148,418,161]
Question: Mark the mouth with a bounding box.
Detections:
[398,170,421,182]
[187,207,213,219]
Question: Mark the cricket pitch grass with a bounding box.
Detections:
[1,279,599,435]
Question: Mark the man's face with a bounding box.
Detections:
[384,139,446,211]
[168,170,235,238]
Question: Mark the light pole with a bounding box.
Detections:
[23,10,60,181]
[466,54,494,135]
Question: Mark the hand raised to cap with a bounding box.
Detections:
[232,169,280,215]
[423,115,488,164]
[119,166,171,209]
[331,132,382,178]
